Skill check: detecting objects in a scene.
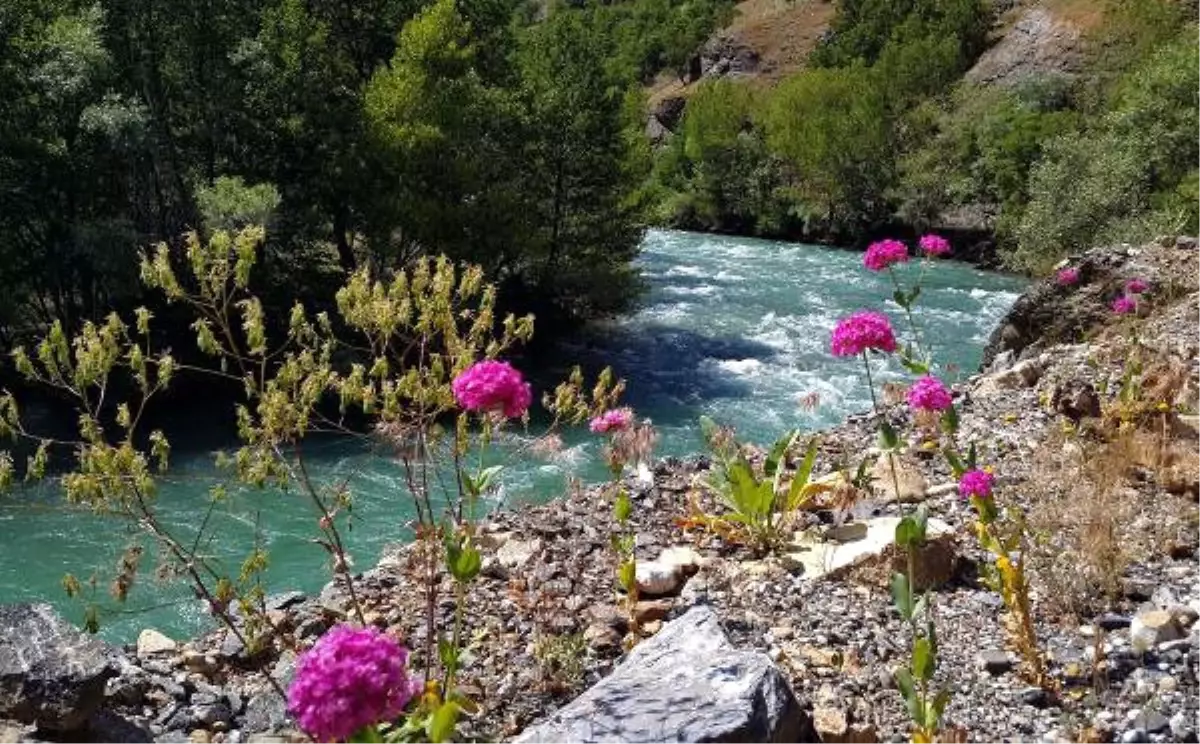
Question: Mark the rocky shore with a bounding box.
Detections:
[2,236,1197,743]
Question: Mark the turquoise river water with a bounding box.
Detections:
[0,229,1026,642]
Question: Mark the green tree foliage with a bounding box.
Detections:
[810,0,989,72]
[3,0,715,348]
[645,80,789,234]
[1010,31,1199,272]
[761,66,893,236]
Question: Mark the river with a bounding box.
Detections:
[0,229,1026,642]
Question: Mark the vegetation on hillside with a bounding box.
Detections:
[0,0,735,352]
[642,0,1198,272]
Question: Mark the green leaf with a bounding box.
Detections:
[939,404,959,435]
[891,572,913,621]
[908,286,922,306]
[786,437,820,510]
[895,515,922,548]
[765,430,796,478]
[966,442,977,469]
[927,688,952,729]
[438,639,459,670]
[894,668,921,721]
[893,289,910,309]
[942,446,964,478]
[913,637,935,681]
[618,560,636,593]
[427,701,460,744]
[614,492,632,523]
[877,421,899,450]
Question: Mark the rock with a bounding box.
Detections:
[635,561,681,596]
[137,628,178,658]
[633,599,674,625]
[1169,711,1194,739]
[515,606,814,743]
[657,546,704,575]
[1169,604,1199,628]
[193,702,234,727]
[813,705,849,742]
[869,456,927,503]
[1096,613,1132,631]
[1120,729,1148,744]
[242,692,290,734]
[1177,236,1198,251]
[977,650,1015,675]
[1130,610,1184,651]
[496,538,542,570]
[964,7,1085,88]
[582,623,622,653]
[182,650,219,677]
[0,603,117,732]
[263,592,306,612]
[1019,687,1049,708]
[190,730,212,744]
[785,516,956,590]
[1133,710,1169,735]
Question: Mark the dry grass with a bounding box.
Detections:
[645,0,836,106]
[1026,429,1144,620]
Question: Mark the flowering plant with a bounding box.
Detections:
[1056,267,1079,286]
[289,626,422,742]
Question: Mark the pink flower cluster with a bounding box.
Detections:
[590,408,633,434]
[958,469,994,500]
[830,311,897,357]
[452,360,532,418]
[1125,278,1149,294]
[288,625,421,742]
[1111,295,1136,315]
[919,234,951,256]
[1056,268,1079,286]
[907,376,953,412]
[863,239,910,272]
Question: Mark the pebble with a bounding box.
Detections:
[977,649,1015,675]
[1121,728,1149,743]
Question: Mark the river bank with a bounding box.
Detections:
[1,235,1197,743]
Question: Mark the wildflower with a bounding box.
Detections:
[830,311,898,357]
[1056,268,1079,286]
[863,239,910,272]
[1111,295,1136,314]
[919,234,951,257]
[590,408,633,434]
[907,375,953,412]
[958,469,994,500]
[1125,278,1150,294]
[452,360,532,418]
[288,625,420,742]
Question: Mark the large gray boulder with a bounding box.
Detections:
[516,606,814,743]
[0,603,117,732]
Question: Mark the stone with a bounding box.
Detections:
[1119,729,1148,744]
[0,603,117,732]
[632,599,674,625]
[190,730,213,744]
[785,516,956,590]
[515,606,815,743]
[657,546,704,574]
[137,628,178,658]
[977,650,1015,675]
[1019,687,1049,708]
[263,592,306,612]
[1096,613,1132,631]
[582,623,622,653]
[182,650,219,677]
[1169,711,1194,739]
[193,702,234,727]
[496,538,542,570]
[814,706,877,744]
[1133,710,1169,735]
[869,456,927,503]
[242,692,290,734]
[635,561,681,596]
[1130,610,1184,651]
[1177,236,1198,251]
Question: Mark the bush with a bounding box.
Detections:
[1009,31,1198,273]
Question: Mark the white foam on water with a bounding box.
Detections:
[713,358,763,375]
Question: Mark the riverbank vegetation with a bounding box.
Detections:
[641,0,1198,272]
[0,0,739,354]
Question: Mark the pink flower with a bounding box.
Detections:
[288,625,420,741]
[830,311,897,357]
[452,360,532,418]
[958,469,994,500]
[918,234,951,257]
[1056,268,1079,286]
[907,376,953,412]
[590,408,633,434]
[1125,278,1149,294]
[1111,295,1136,314]
[863,239,910,272]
